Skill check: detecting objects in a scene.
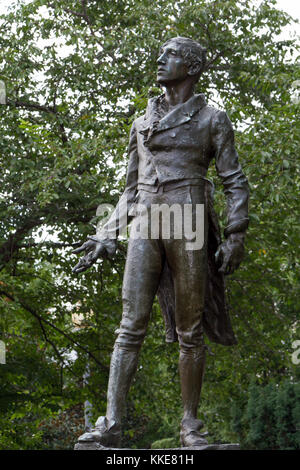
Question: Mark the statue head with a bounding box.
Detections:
[157,37,206,85]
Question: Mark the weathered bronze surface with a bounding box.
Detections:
[73,37,249,448]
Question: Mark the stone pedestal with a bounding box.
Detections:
[74,442,240,451]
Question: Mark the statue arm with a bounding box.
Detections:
[211,110,249,238]
[72,121,138,273]
[93,121,139,242]
[211,110,249,274]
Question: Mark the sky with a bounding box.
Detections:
[276,0,300,22]
[274,0,300,39]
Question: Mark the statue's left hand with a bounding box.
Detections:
[215,233,245,275]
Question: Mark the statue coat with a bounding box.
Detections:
[98,93,249,346]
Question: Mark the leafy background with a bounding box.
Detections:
[0,0,299,449]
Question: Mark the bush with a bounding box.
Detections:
[231,381,300,449]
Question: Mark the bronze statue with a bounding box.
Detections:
[73,37,249,448]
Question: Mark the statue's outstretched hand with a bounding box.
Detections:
[215,233,245,275]
[72,237,117,274]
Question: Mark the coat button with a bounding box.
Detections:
[171,132,176,138]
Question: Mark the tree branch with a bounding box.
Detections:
[0,288,108,372]
[19,241,81,249]
[7,98,68,143]
[0,216,43,266]
[7,98,57,114]
[206,51,225,70]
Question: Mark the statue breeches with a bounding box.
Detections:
[115,184,208,351]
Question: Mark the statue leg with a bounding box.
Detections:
[77,343,142,447]
[179,345,207,446]
[164,186,208,446]
[174,254,208,447]
[78,231,163,446]
[105,342,141,431]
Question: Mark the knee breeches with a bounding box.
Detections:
[115,185,208,350]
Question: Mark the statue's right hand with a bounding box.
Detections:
[72,238,117,274]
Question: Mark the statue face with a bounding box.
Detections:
[156,41,189,85]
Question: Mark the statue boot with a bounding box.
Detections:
[180,417,208,447]
[179,345,208,447]
[78,415,121,447]
[77,343,140,447]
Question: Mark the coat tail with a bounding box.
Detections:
[156,181,237,346]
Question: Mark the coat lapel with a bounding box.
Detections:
[156,93,206,132]
[139,93,206,146]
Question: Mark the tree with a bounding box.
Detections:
[0,0,299,449]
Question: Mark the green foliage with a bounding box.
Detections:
[231,381,300,449]
[0,405,84,450]
[151,437,180,449]
[0,0,299,449]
